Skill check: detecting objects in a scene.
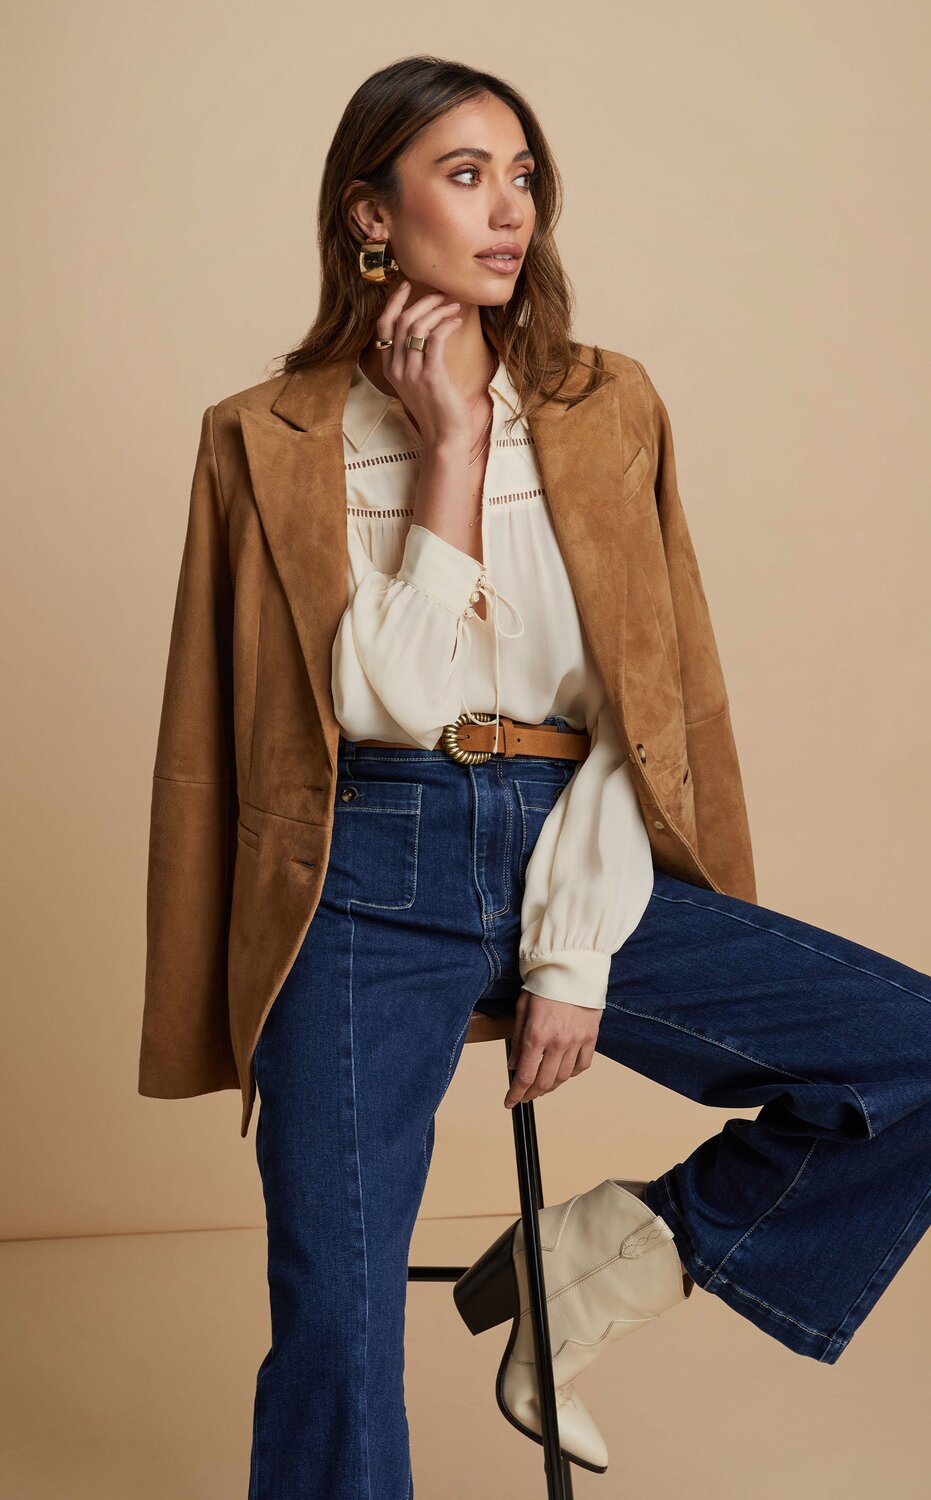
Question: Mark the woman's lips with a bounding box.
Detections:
[474,254,521,275]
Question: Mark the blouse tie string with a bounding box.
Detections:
[451,567,525,756]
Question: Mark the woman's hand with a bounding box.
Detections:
[503,989,602,1108]
[373,280,472,448]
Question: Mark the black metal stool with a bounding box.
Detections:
[408,1008,577,1499]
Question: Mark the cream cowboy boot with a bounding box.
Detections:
[453,1178,694,1472]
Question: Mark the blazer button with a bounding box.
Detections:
[653,818,665,830]
[636,743,647,764]
[340,787,359,802]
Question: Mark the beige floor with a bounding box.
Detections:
[1,1211,928,1500]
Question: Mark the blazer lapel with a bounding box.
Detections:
[238,352,630,776]
[239,356,356,777]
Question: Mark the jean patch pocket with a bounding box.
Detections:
[515,775,572,883]
[327,779,422,910]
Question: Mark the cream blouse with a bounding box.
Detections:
[330,355,655,1010]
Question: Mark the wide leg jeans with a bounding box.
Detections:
[248,721,931,1498]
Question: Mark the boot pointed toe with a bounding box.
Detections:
[455,1178,692,1469]
[499,1365,609,1472]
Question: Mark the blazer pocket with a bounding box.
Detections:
[620,444,652,507]
[237,818,260,852]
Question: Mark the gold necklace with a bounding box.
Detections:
[466,354,499,523]
[467,407,494,467]
[466,348,497,462]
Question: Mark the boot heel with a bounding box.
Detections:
[453,1222,520,1335]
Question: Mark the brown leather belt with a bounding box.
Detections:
[353,712,591,766]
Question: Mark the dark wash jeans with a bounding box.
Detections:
[249,717,931,1499]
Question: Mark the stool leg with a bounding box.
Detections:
[505,1037,575,1500]
[520,1077,576,1496]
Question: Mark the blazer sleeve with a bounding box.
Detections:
[633,360,757,904]
[139,405,240,1100]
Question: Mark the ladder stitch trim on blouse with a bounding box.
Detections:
[344,432,534,473]
[346,488,545,518]
[484,486,546,507]
[345,449,422,470]
[347,505,416,519]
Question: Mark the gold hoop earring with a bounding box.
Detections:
[359,238,399,283]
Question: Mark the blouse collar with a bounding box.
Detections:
[342,352,523,454]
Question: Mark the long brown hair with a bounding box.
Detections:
[270,55,614,417]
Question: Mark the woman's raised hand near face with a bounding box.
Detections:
[375,280,472,449]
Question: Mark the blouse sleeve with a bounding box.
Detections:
[331,521,521,751]
[518,693,655,1010]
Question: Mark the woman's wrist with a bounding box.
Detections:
[419,432,472,466]
[412,436,480,555]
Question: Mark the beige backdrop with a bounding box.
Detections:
[3,1,930,1496]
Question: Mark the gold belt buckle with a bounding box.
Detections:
[440,711,499,764]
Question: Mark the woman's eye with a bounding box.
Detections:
[450,166,537,190]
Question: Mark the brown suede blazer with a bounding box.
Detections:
[139,344,757,1137]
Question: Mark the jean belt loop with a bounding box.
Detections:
[338,733,357,773]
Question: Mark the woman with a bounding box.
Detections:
[139,56,931,1498]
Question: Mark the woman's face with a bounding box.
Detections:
[371,94,537,311]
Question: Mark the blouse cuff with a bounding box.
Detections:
[397,523,486,614]
[518,948,611,1010]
